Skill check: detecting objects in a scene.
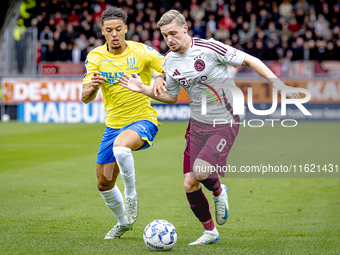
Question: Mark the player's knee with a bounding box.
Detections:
[193,167,210,180]
[184,178,199,193]
[193,160,213,180]
[194,171,210,181]
[97,176,116,191]
[112,146,131,161]
[97,180,114,191]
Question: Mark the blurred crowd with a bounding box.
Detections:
[20,0,340,64]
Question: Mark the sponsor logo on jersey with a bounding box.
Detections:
[101,72,124,84]
[101,59,115,66]
[126,67,139,71]
[229,48,237,62]
[127,57,136,67]
[177,75,207,88]
[172,69,180,76]
[101,72,141,85]
[178,78,189,88]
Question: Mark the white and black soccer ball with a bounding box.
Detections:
[143,219,177,251]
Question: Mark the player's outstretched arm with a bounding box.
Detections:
[118,73,178,105]
[153,73,167,97]
[241,54,300,99]
[81,71,106,104]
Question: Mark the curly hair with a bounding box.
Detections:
[101,7,127,26]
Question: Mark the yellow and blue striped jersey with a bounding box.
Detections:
[83,41,164,128]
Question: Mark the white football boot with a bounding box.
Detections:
[188,228,220,245]
[104,223,133,239]
[124,192,139,225]
[213,184,229,225]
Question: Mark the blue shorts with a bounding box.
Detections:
[97,120,159,164]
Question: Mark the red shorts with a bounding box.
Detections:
[183,118,239,177]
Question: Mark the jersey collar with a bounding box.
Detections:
[104,41,131,57]
[179,37,193,56]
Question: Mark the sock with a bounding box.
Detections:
[202,218,215,231]
[213,186,222,197]
[199,171,221,193]
[99,185,126,226]
[186,188,212,225]
[206,227,218,234]
[112,147,136,198]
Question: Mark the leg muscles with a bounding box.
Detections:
[96,162,120,191]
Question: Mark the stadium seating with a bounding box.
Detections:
[13,0,340,64]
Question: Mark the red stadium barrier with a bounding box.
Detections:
[39,62,85,76]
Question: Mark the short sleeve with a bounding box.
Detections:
[144,45,164,73]
[83,54,98,84]
[209,39,246,68]
[165,73,181,95]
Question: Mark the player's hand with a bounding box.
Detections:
[91,71,106,90]
[279,86,301,99]
[153,77,167,97]
[118,73,144,93]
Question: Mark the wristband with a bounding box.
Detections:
[155,74,166,80]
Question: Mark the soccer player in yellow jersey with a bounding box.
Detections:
[81,7,165,239]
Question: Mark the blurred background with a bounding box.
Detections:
[0,0,339,122]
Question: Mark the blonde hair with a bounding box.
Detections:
[157,10,186,28]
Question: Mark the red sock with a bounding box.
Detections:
[186,188,212,222]
[212,185,222,196]
[202,218,215,231]
[199,171,221,192]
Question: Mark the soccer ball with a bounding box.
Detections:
[1,114,10,122]
[143,219,177,251]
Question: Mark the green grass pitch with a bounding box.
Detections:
[0,121,339,254]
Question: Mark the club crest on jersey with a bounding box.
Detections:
[127,57,136,67]
[194,56,205,72]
